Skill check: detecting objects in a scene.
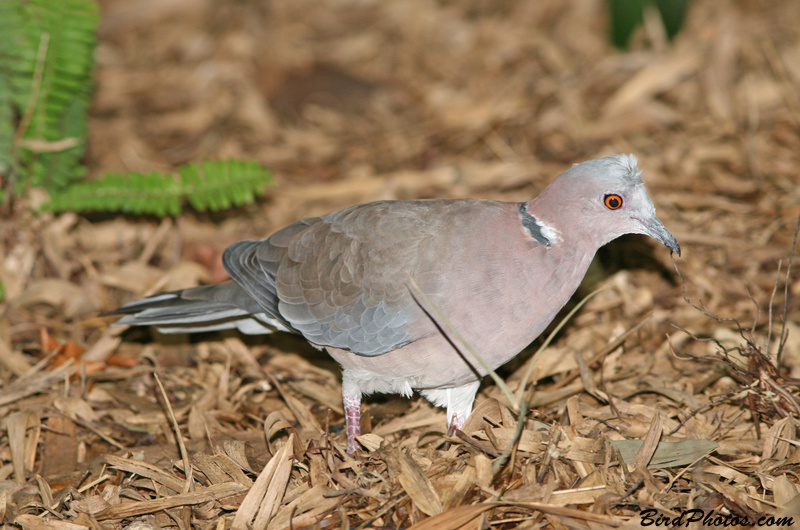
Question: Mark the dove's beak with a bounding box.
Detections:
[637,216,681,256]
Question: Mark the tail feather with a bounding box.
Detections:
[108,281,293,335]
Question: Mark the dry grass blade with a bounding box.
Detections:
[231,433,295,529]
[775,207,800,367]
[213,453,253,486]
[502,501,623,526]
[7,411,39,482]
[264,411,304,457]
[193,453,232,485]
[104,454,186,493]
[270,485,342,529]
[14,514,88,529]
[612,440,718,468]
[0,338,34,377]
[441,466,477,511]
[629,411,663,470]
[265,372,324,433]
[604,49,700,116]
[94,482,247,520]
[154,372,193,493]
[387,447,443,517]
[80,327,123,363]
[491,398,527,476]
[773,475,800,507]
[220,440,254,473]
[408,503,497,530]
[0,360,75,408]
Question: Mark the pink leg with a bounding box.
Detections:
[447,413,465,437]
[343,393,362,454]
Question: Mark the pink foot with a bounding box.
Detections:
[344,394,362,454]
[447,413,464,437]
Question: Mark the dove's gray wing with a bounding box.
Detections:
[111,201,452,347]
[223,201,460,355]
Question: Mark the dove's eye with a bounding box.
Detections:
[604,194,623,210]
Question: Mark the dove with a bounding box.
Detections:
[110,154,679,453]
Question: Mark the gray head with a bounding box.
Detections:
[526,154,680,255]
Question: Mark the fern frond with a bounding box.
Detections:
[45,160,275,216]
[181,160,275,212]
[0,74,14,181]
[46,171,183,216]
[11,0,97,191]
[0,0,23,192]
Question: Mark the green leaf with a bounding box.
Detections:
[608,0,646,49]
[654,0,689,41]
[44,159,275,216]
[6,0,97,195]
[0,75,14,178]
[610,439,717,468]
[608,0,688,49]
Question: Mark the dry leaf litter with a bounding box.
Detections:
[2,0,800,528]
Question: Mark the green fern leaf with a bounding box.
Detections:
[0,75,14,179]
[45,159,274,216]
[0,1,24,189]
[11,0,98,192]
[181,160,274,212]
[46,171,182,216]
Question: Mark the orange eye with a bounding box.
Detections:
[604,194,623,210]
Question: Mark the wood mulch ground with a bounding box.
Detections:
[2,0,800,527]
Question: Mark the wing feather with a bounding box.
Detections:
[221,199,513,356]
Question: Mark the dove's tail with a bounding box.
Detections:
[106,280,291,335]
